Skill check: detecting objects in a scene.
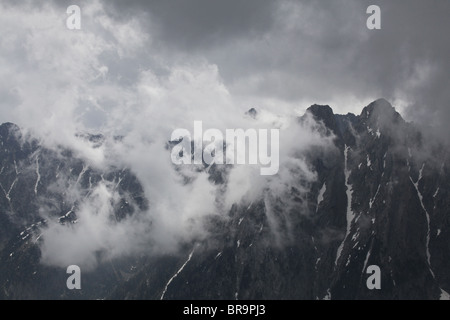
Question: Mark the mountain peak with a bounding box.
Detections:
[307,104,334,116]
[361,99,404,126]
[361,99,395,118]
[245,107,258,119]
[0,122,20,131]
[0,122,21,140]
[306,104,336,131]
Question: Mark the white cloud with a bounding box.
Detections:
[0,1,336,269]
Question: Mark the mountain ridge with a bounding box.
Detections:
[0,99,449,299]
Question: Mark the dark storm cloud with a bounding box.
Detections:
[350,1,450,136]
[102,0,277,51]
[2,0,449,133]
[99,0,450,136]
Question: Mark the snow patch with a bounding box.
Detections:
[3,177,18,204]
[316,182,326,212]
[335,145,355,266]
[160,248,195,300]
[315,257,321,269]
[345,255,351,267]
[440,289,450,300]
[362,247,371,275]
[115,176,122,190]
[76,165,88,185]
[409,163,434,278]
[13,160,19,175]
[376,128,381,138]
[323,289,331,300]
[34,233,43,243]
[433,187,440,198]
[59,207,74,221]
[34,156,41,195]
[351,229,360,241]
[369,184,380,209]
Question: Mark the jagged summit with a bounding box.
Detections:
[307,99,396,119]
[307,104,334,122]
[361,98,392,117]
[303,99,407,142]
[0,122,21,138]
[361,98,403,123]
[0,122,19,130]
[305,104,338,136]
[367,98,392,110]
[245,107,258,119]
[307,104,334,116]
[0,122,26,155]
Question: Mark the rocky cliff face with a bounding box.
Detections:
[0,99,449,299]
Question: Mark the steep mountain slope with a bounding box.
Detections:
[0,99,449,299]
[0,124,148,299]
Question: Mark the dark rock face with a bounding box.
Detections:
[0,99,449,299]
[245,108,258,119]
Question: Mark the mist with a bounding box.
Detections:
[0,1,448,270]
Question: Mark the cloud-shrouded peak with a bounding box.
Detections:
[361,98,405,129]
[306,105,336,130]
[362,98,393,115]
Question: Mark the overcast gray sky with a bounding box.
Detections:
[1,0,449,134]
